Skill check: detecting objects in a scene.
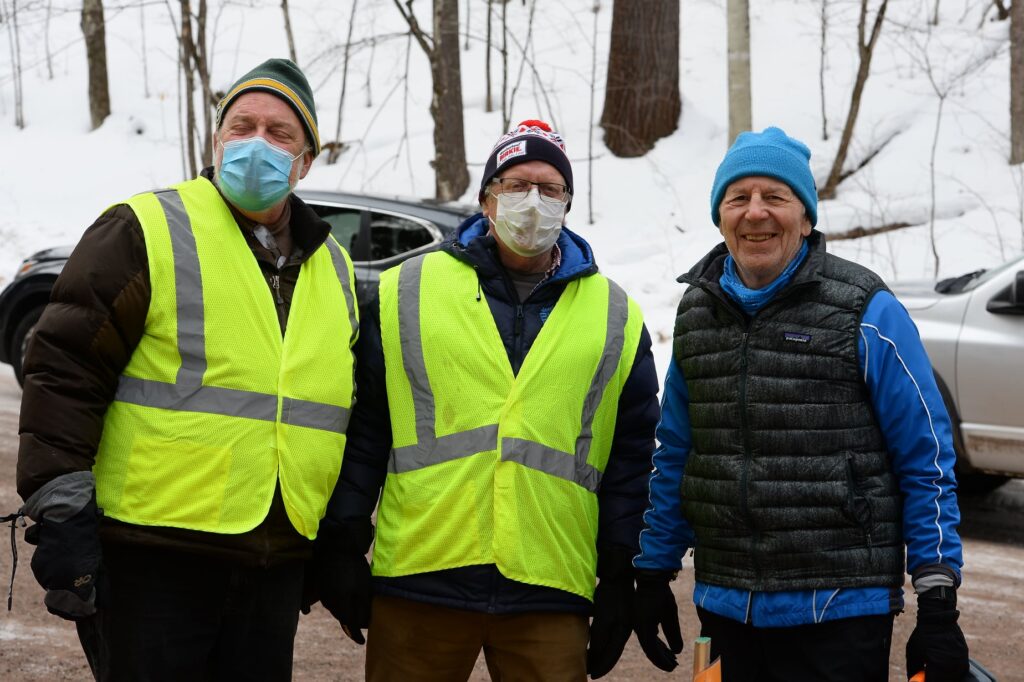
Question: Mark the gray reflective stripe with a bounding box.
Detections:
[324,238,359,340]
[114,189,349,433]
[117,376,278,421]
[155,190,206,383]
[389,424,498,474]
[282,397,351,434]
[390,261,631,494]
[574,280,629,465]
[501,438,602,493]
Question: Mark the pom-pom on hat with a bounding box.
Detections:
[216,58,321,157]
[479,119,574,207]
[710,126,818,227]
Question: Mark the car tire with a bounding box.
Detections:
[11,304,45,388]
[932,369,1009,496]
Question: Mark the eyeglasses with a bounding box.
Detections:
[490,178,570,204]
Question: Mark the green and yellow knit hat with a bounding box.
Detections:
[216,58,320,156]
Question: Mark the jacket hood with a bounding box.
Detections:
[446,212,598,284]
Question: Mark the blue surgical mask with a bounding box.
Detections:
[215,136,303,212]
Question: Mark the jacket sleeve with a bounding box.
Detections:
[322,293,392,532]
[17,205,150,500]
[633,357,695,571]
[858,290,963,581]
[595,324,660,556]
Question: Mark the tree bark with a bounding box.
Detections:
[818,0,888,200]
[485,0,493,112]
[328,0,359,164]
[600,0,681,157]
[81,0,110,130]
[180,0,198,177]
[1011,0,1024,164]
[281,0,297,64]
[727,0,752,144]
[431,0,469,200]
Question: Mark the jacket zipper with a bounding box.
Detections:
[737,326,761,583]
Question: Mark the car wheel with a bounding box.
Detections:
[932,369,1009,496]
[11,304,45,387]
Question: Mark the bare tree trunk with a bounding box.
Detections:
[931,0,940,25]
[44,0,53,80]
[819,0,828,140]
[501,0,509,129]
[992,0,1010,21]
[1011,0,1024,164]
[600,0,681,157]
[588,1,601,225]
[193,0,213,167]
[281,0,297,64]
[463,0,469,50]
[2,0,25,128]
[431,0,469,199]
[140,2,150,97]
[929,95,944,277]
[485,0,493,111]
[393,0,469,201]
[818,0,888,200]
[81,0,111,130]
[727,0,751,144]
[328,0,359,164]
[180,0,198,177]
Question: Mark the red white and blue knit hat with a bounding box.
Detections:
[479,119,574,206]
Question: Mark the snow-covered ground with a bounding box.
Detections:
[1,0,1021,376]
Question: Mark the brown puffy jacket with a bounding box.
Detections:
[17,170,341,566]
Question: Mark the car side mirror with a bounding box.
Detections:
[986,270,1024,315]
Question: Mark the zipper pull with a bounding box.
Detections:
[514,305,524,336]
[271,274,283,304]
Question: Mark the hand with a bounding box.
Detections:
[586,563,634,679]
[906,586,969,682]
[632,570,683,672]
[24,496,103,621]
[312,519,374,645]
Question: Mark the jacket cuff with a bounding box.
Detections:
[21,471,96,523]
[911,563,960,593]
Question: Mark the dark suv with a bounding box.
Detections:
[0,190,475,385]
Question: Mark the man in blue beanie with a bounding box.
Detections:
[632,127,969,681]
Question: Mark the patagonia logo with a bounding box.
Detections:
[784,331,812,343]
[497,140,527,166]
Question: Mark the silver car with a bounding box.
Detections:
[892,255,1024,493]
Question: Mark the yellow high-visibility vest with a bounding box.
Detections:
[372,251,643,599]
[93,178,358,539]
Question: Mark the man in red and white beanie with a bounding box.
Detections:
[332,120,661,680]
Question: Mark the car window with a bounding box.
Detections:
[312,206,362,253]
[370,212,435,261]
[960,254,1024,293]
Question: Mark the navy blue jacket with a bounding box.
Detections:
[328,214,660,614]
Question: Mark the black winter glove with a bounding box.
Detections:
[586,550,636,679]
[906,586,969,682]
[633,570,683,673]
[313,519,374,645]
[22,473,103,621]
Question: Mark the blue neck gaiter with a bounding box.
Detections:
[720,239,810,315]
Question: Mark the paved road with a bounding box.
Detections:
[0,366,1020,680]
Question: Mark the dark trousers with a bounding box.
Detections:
[76,544,304,682]
[366,595,589,681]
[697,607,895,682]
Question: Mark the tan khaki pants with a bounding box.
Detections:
[365,595,588,681]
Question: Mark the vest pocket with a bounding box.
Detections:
[843,452,875,552]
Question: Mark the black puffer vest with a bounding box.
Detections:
[675,232,904,591]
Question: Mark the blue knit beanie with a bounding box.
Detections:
[710,127,817,227]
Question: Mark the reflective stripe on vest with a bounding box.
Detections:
[373,251,642,599]
[94,180,357,539]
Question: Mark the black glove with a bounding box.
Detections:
[313,519,374,645]
[906,586,969,682]
[22,477,103,621]
[633,569,683,672]
[586,550,636,679]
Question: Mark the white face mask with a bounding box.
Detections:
[489,189,564,257]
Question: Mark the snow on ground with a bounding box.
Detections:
[1,0,1022,376]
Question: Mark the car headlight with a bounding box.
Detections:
[15,258,38,279]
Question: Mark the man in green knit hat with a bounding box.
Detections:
[17,58,363,680]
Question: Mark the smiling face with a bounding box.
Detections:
[718,175,812,289]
